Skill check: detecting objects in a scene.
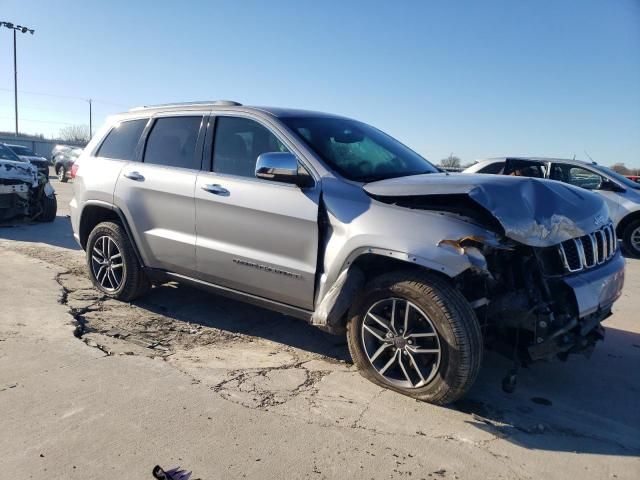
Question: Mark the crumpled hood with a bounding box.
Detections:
[363,173,609,247]
[0,159,38,187]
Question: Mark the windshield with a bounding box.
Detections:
[9,145,35,156]
[0,144,21,161]
[592,164,640,190]
[281,116,438,182]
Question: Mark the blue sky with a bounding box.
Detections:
[1,0,639,166]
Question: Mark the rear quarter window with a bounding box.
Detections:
[97,119,147,161]
[478,162,505,174]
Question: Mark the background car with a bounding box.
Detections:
[464,157,640,256]
[52,146,82,182]
[4,143,50,178]
[626,175,640,184]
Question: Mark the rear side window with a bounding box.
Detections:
[143,116,203,169]
[212,116,289,178]
[478,162,504,174]
[97,119,147,160]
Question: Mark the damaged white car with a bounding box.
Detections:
[0,143,57,223]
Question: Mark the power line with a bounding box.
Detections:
[0,115,79,125]
[0,87,128,107]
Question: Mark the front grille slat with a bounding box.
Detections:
[557,223,616,274]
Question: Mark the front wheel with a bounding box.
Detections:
[86,221,150,301]
[622,219,640,258]
[38,194,57,222]
[346,271,483,405]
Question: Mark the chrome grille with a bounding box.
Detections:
[558,223,617,273]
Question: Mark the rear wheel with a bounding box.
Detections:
[56,165,68,182]
[86,221,150,301]
[347,271,483,405]
[622,219,640,258]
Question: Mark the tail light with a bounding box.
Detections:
[71,162,79,179]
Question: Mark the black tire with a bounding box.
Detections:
[346,270,483,405]
[86,221,150,301]
[622,219,640,258]
[56,165,68,182]
[38,194,57,222]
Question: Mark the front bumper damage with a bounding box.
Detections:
[528,250,624,360]
[0,159,53,223]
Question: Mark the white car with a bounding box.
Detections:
[464,157,640,256]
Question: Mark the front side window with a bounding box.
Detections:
[97,119,147,161]
[143,116,203,169]
[281,116,437,182]
[212,116,289,178]
[551,165,603,190]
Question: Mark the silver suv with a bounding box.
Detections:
[70,101,625,404]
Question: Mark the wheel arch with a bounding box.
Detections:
[616,210,640,237]
[312,249,459,334]
[78,201,145,266]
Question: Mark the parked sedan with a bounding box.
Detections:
[52,147,82,182]
[4,143,50,178]
[464,157,640,257]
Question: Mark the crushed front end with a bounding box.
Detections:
[0,159,53,223]
[455,223,624,364]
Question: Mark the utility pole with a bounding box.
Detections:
[13,29,17,136]
[1,21,35,137]
[88,98,93,138]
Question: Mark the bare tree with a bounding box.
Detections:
[58,124,90,143]
[439,153,462,169]
[610,163,631,175]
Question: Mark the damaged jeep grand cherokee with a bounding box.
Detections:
[70,102,625,404]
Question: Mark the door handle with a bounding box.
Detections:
[123,171,145,181]
[202,184,230,196]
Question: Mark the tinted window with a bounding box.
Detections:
[97,119,147,160]
[478,162,504,174]
[0,144,21,161]
[143,116,202,169]
[9,145,35,156]
[213,116,289,177]
[281,116,437,182]
[552,165,603,190]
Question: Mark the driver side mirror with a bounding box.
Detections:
[255,152,301,185]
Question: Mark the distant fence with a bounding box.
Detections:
[0,135,86,160]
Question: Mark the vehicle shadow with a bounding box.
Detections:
[453,325,640,455]
[135,280,640,456]
[136,281,351,362]
[0,215,81,250]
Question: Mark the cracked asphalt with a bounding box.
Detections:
[0,172,639,479]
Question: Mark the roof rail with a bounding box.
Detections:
[129,100,243,112]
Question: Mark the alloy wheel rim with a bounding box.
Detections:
[91,235,124,292]
[58,168,64,180]
[361,298,442,389]
[631,226,640,251]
